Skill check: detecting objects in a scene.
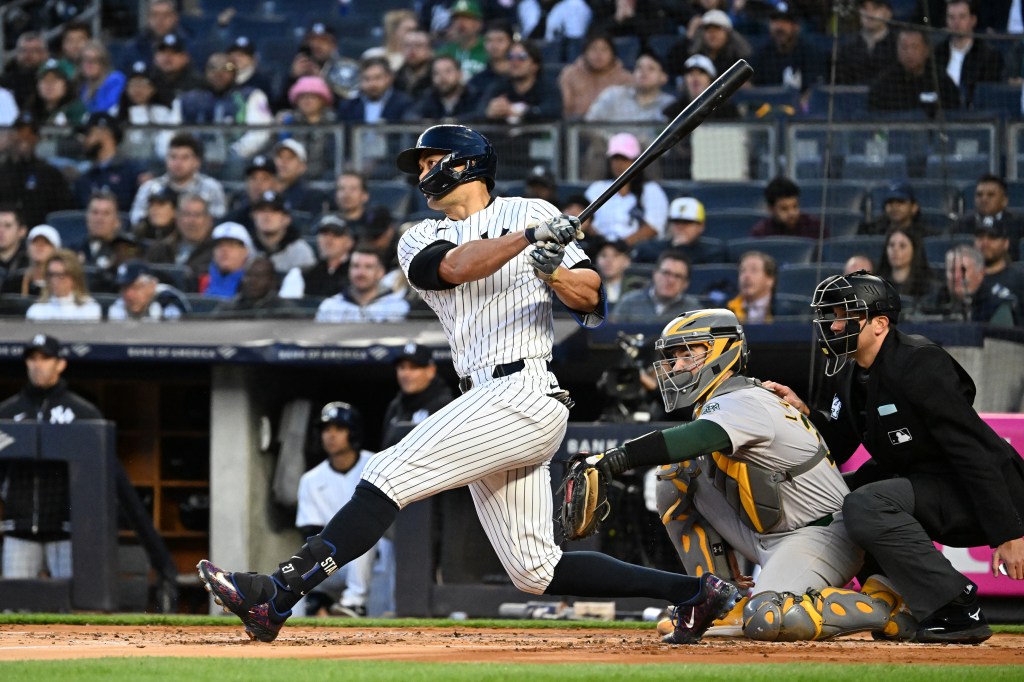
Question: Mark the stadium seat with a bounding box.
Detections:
[925,154,993,183]
[923,234,974,265]
[731,86,800,115]
[688,263,736,301]
[44,210,88,250]
[613,36,641,69]
[841,154,908,181]
[368,180,415,218]
[691,183,768,212]
[972,83,1023,117]
[804,85,869,120]
[822,209,862,238]
[148,263,196,292]
[798,182,866,214]
[705,210,763,241]
[776,263,845,297]
[821,235,886,264]
[727,237,817,265]
[773,292,814,320]
[864,182,963,218]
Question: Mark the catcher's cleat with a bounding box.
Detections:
[861,575,918,642]
[197,559,290,643]
[663,573,740,644]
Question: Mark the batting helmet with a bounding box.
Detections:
[318,401,363,451]
[396,124,497,198]
[653,309,749,412]
[810,269,901,376]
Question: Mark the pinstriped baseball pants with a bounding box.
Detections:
[362,369,569,594]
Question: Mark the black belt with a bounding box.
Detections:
[458,359,529,393]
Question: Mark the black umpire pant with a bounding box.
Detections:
[842,476,987,620]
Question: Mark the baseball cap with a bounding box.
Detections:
[702,9,733,30]
[274,138,307,163]
[883,181,916,203]
[393,342,432,367]
[27,224,61,248]
[450,0,483,19]
[684,54,717,78]
[148,185,178,204]
[252,190,287,212]
[76,111,123,143]
[525,165,556,189]
[770,1,799,21]
[24,334,62,359]
[669,197,706,223]
[315,214,352,236]
[601,239,631,255]
[246,154,276,176]
[606,132,641,159]
[127,60,154,80]
[975,216,1008,238]
[156,32,188,52]
[212,222,255,251]
[228,35,256,55]
[306,22,336,39]
[115,259,152,287]
[37,57,71,79]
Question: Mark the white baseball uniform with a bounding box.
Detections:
[360,196,592,593]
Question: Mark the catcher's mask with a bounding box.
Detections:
[810,270,900,376]
[653,308,749,412]
[396,124,496,198]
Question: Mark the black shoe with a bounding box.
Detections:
[914,602,992,644]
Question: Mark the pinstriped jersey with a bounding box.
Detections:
[397,197,589,379]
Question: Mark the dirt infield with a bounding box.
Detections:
[0,625,1022,664]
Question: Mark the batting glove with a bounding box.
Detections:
[525,214,583,246]
[530,242,565,282]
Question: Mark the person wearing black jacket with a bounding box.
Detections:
[0,334,102,578]
[764,271,1024,644]
[380,344,454,449]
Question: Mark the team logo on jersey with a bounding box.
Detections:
[830,395,842,421]
[49,406,75,424]
[703,402,720,413]
[888,428,912,445]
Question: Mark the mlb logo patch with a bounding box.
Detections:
[888,428,912,445]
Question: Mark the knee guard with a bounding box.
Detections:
[656,463,733,580]
[274,535,340,597]
[742,587,891,641]
[860,574,918,641]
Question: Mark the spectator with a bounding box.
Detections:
[583,132,669,246]
[200,222,254,299]
[0,334,103,579]
[251,191,317,275]
[522,165,559,205]
[78,41,126,114]
[876,226,937,305]
[120,0,188,71]
[524,0,593,40]
[664,54,740,121]
[0,86,17,125]
[316,247,410,322]
[273,139,331,216]
[836,0,898,85]
[113,61,178,160]
[974,219,1024,308]
[934,0,1003,109]
[57,21,92,80]
[414,55,480,120]
[27,58,86,127]
[275,76,338,181]
[212,256,300,319]
[956,174,1024,261]
[558,33,632,120]
[2,224,60,297]
[107,260,189,321]
[282,215,356,299]
[227,36,275,103]
[393,29,435,100]
[174,52,272,161]
[25,249,102,321]
[151,33,205,105]
[129,133,227,225]
[477,40,561,123]
[595,239,642,305]
[1,32,49,108]
[294,401,393,617]
[844,254,875,274]
[584,50,674,123]
[977,1,1024,33]
[282,23,359,108]
[929,245,1019,325]
[364,9,421,72]
[859,181,930,238]
[751,2,827,99]
[726,251,778,324]
[868,27,960,114]
[72,112,144,213]
[437,0,489,82]
[133,185,178,242]
[381,343,455,449]
[751,176,825,239]
[0,207,28,285]
[465,20,513,97]
[333,172,395,263]
[588,0,670,40]
[634,197,727,265]
[225,155,279,231]
[610,249,701,321]
[668,9,752,89]
[145,192,216,287]
[77,190,137,291]
[0,112,75,227]
[337,56,415,125]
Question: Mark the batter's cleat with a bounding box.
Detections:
[663,573,740,644]
[197,560,290,643]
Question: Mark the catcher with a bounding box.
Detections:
[560,308,912,641]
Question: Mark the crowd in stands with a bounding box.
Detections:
[0,0,1021,326]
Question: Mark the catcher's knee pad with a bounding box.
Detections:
[860,574,918,641]
[742,587,891,641]
[656,469,732,580]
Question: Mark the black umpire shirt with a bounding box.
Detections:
[809,327,1024,549]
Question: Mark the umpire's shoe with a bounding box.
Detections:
[663,573,740,644]
[197,560,290,642]
[914,585,992,645]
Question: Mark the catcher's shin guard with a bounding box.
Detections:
[860,574,918,641]
[272,536,340,601]
[742,587,891,641]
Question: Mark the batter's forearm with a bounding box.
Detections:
[547,267,600,311]
[438,232,529,284]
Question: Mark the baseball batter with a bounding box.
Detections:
[198,125,738,645]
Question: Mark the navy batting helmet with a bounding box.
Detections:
[396,124,496,198]
[810,270,900,376]
[318,401,363,450]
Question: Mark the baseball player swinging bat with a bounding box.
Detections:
[577,59,754,226]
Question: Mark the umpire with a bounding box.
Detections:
[765,270,1024,644]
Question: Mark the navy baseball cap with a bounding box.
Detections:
[115,260,151,287]
[316,214,351,235]
[148,185,178,204]
[252,190,287,212]
[228,35,256,55]
[156,32,188,52]
[24,334,62,359]
[76,111,123,143]
[394,342,432,367]
[883,181,916,203]
[246,154,276,176]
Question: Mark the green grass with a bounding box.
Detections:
[0,661,1021,682]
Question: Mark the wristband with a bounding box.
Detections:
[524,227,539,244]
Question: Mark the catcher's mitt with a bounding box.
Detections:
[558,452,611,541]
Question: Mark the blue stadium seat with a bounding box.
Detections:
[773,292,814,320]
[776,263,845,297]
[841,154,908,181]
[925,155,993,183]
[692,183,768,212]
[821,235,886,264]
[727,237,817,265]
[798,181,866,213]
[613,36,641,69]
[804,86,869,120]
[647,34,680,63]
[148,263,196,292]
[822,209,862,238]
[705,210,763,241]
[44,210,88,250]
[972,83,1022,117]
[368,180,415,218]
[688,263,736,301]
[923,234,974,265]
